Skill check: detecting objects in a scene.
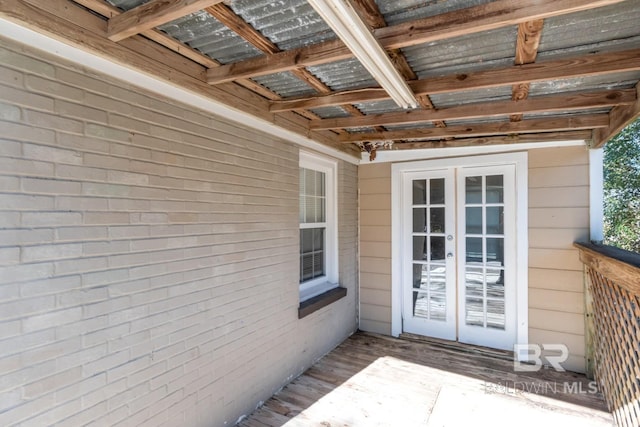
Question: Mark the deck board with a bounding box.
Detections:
[238,332,613,426]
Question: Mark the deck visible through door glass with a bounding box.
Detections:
[463,175,506,330]
[412,178,447,321]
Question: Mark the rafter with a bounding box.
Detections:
[107,0,224,42]
[269,49,640,112]
[341,114,609,143]
[204,3,379,134]
[511,19,544,121]
[310,89,636,130]
[383,131,593,150]
[206,0,626,85]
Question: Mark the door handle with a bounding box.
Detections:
[447,252,454,259]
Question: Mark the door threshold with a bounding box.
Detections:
[399,333,514,362]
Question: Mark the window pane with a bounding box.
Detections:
[413,264,427,289]
[465,176,482,204]
[430,208,445,233]
[313,250,324,278]
[313,228,324,251]
[304,169,316,195]
[429,264,446,293]
[413,236,427,261]
[301,229,313,252]
[315,170,325,196]
[465,297,484,326]
[486,238,504,267]
[465,207,482,234]
[413,208,427,233]
[430,236,445,261]
[486,206,503,234]
[430,178,445,204]
[299,227,325,283]
[486,175,503,203]
[413,180,427,205]
[466,237,483,264]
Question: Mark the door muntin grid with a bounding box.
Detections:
[411,178,447,321]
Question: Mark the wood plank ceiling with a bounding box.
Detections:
[2,0,640,159]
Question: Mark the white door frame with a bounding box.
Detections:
[391,152,528,350]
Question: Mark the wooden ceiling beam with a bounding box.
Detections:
[340,114,609,142]
[592,82,640,148]
[310,89,636,130]
[270,49,640,112]
[510,19,544,121]
[385,131,593,150]
[107,0,224,42]
[206,0,626,84]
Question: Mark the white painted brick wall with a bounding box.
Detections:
[0,38,358,426]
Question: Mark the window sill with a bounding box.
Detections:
[298,287,347,319]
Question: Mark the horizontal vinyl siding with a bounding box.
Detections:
[0,38,358,426]
[528,146,589,373]
[358,163,392,335]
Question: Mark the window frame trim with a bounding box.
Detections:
[299,151,339,301]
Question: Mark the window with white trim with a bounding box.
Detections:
[299,151,338,302]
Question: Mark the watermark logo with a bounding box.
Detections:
[484,381,599,395]
[513,344,569,372]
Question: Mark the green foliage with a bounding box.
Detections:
[603,117,640,253]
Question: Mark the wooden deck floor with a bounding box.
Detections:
[239,332,614,427]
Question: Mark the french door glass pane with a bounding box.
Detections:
[486,175,504,203]
[430,178,445,204]
[430,237,445,261]
[465,176,482,203]
[413,208,427,232]
[486,206,503,234]
[413,236,427,261]
[411,177,448,322]
[465,207,482,234]
[413,180,427,204]
[464,174,506,329]
[430,208,445,233]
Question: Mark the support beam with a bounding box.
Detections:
[385,131,592,150]
[108,0,224,42]
[206,0,626,84]
[340,114,609,142]
[310,89,636,130]
[269,49,640,112]
[592,82,640,148]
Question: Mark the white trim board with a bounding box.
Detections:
[589,148,604,243]
[0,18,359,165]
[391,152,528,354]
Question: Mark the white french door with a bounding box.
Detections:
[401,164,517,350]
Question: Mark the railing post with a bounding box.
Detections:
[583,265,595,380]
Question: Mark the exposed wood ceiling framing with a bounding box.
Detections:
[1,0,639,157]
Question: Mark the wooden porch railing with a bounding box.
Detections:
[575,242,640,427]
